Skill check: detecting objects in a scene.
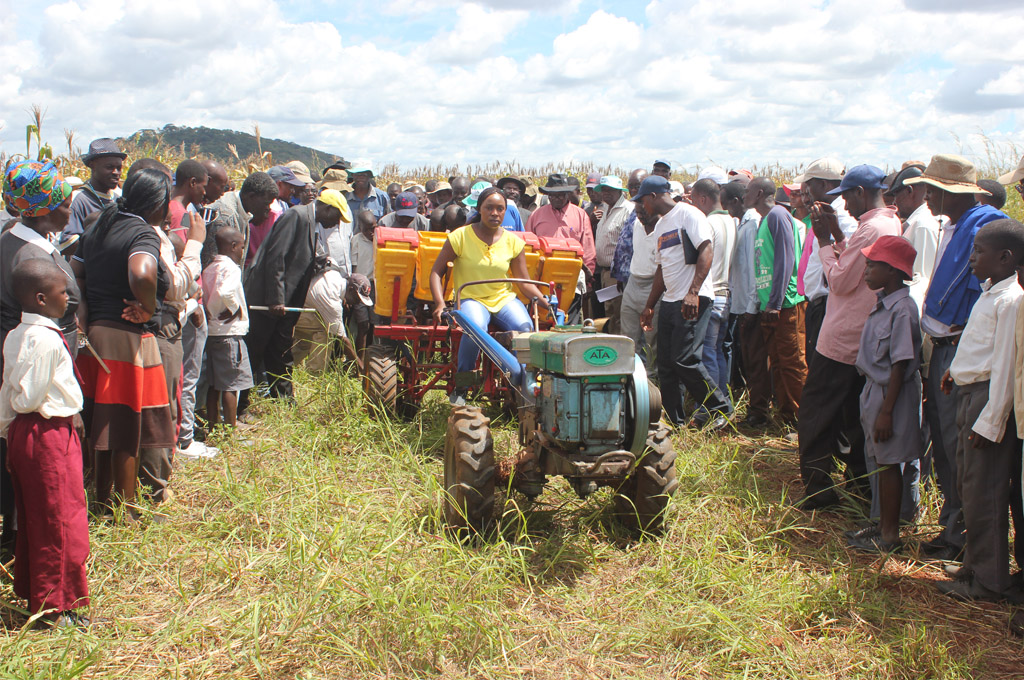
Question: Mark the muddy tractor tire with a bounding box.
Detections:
[443,406,496,533]
[362,345,398,414]
[614,424,679,534]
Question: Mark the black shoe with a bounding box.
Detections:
[688,415,730,432]
[1010,610,1024,638]
[937,578,1005,602]
[920,537,951,555]
[844,524,879,540]
[848,532,903,554]
[741,414,768,428]
[794,491,841,511]
[705,415,730,432]
[924,544,964,562]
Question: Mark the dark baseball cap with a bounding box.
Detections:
[884,164,925,196]
[268,165,306,187]
[632,175,672,202]
[395,191,419,217]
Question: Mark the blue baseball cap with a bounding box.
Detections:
[632,175,672,202]
[827,164,887,195]
[395,191,419,217]
[268,165,305,187]
[653,159,671,169]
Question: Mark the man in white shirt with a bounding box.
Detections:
[618,199,661,378]
[594,176,634,333]
[886,164,941,311]
[636,176,731,430]
[690,178,736,407]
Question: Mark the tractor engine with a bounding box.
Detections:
[513,326,660,497]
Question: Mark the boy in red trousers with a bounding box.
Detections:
[0,259,89,627]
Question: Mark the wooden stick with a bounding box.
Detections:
[81,336,111,374]
[248,305,317,314]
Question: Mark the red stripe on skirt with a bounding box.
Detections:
[77,356,170,411]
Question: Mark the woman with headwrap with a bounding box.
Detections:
[0,160,81,559]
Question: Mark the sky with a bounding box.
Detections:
[1,0,1023,174]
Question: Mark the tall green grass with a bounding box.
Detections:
[0,369,1018,679]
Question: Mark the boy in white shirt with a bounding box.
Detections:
[0,259,89,627]
[939,219,1024,601]
[202,227,254,428]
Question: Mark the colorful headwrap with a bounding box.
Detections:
[2,160,73,218]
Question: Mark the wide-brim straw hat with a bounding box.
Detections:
[998,154,1024,186]
[316,168,352,193]
[904,154,988,195]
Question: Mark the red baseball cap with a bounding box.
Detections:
[861,235,916,280]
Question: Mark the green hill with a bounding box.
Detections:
[122,124,344,173]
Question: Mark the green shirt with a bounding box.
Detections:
[754,206,805,310]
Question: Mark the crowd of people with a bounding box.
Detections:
[2,135,1024,631]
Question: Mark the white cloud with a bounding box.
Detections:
[1,0,1022,173]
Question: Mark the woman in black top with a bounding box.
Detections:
[71,169,174,518]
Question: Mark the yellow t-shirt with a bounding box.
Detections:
[447,225,525,312]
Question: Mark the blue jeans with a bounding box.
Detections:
[456,298,533,372]
[701,294,731,406]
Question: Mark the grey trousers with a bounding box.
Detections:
[597,267,621,334]
[178,317,207,446]
[620,274,658,378]
[956,381,1015,594]
[140,334,182,503]
[925,342,965,549]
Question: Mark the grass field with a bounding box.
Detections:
[2,368,1022,679]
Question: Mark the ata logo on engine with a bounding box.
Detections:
[582,346,617,366]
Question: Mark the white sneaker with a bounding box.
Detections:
[178,441,219,459]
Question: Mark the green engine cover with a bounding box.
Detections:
[525,329,634,377]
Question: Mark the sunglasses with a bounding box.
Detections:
[1015,183,1024,197]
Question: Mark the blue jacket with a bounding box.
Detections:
[924,203,1008,327]
[465,202,525,231]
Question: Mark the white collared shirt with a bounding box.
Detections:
[949,275,1022,442]
[0,313,83,437]
[201,255,249,336]
[707,211,736,294]
[903,202,943,314]
[316,221,353,277]
[629,217,660,278]
[595,193,634,269]
[304,268,348,338]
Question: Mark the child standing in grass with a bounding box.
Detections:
[846,236,923,554]
[202,227,254,429]
[0,259,89,628]
[938,219,1024,601]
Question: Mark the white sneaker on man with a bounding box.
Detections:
[178,441,220,459]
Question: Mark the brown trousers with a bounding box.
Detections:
[738,313,771,420]
[761,302,807,423]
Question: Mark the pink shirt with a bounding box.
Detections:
[525,202,596,272]
[816,206,902,364]
[246,207,282,266]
